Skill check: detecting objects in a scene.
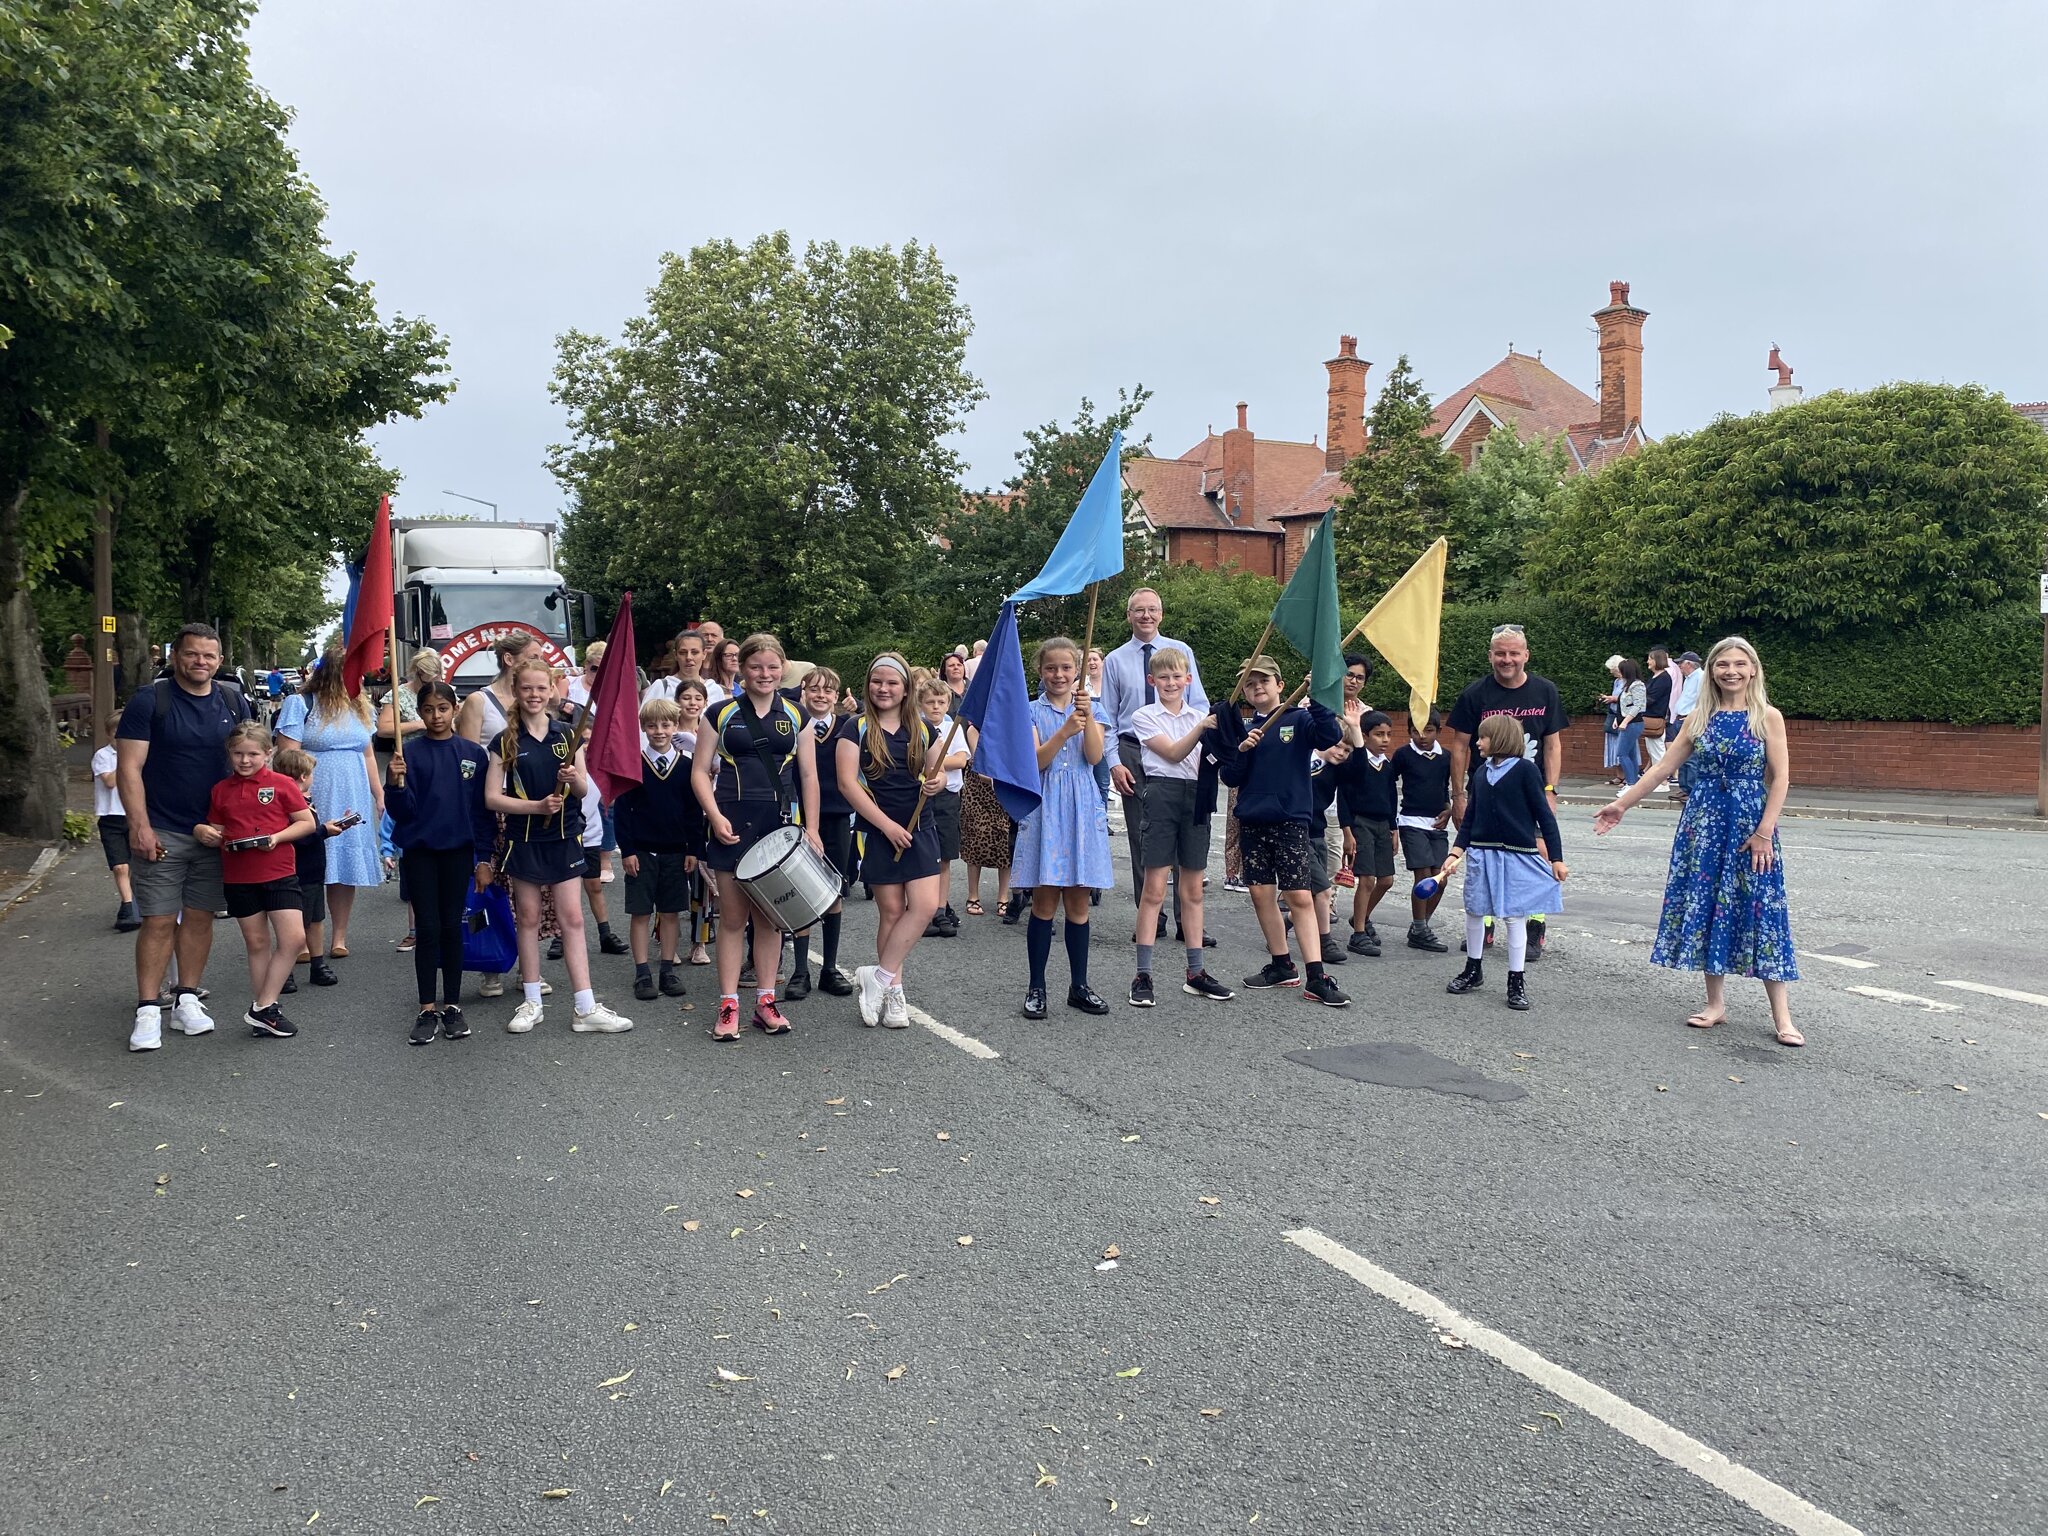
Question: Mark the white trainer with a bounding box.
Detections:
[507,1000,543,1033]
[571,1002,633,1034]
[172,993,215,1036]
[129,1004,163,1052]
[854,965,883,1028]
[478,973,505,998]
[882,984,910,1030]
[538,978,552,996]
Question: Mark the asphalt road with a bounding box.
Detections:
[3,805,2044,1536]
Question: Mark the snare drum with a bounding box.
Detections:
[734,824,840,932]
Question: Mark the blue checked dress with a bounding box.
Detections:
[275,693,384,889]
[1650,711,1798,981]
[1010,697,1113,891]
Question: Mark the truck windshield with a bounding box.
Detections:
[420,583,570,643]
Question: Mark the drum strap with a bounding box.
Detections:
[726,701,795,826]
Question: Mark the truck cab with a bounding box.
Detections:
[390,520,595,694]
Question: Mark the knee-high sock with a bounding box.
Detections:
[1063,917,1091,989]
[1465,913,1487,960]
[1026,915,1055,992]
[792,932,810,974]
[1505,916,1528,969]
[821,911,842,971]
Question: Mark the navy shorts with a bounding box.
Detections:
[502,838,586,887]
[1351,818,1396,880]
[701,801,784,874]
[624,846,691,915]
[225,877,304,919]
[98,814,131,871]
[1399,826,1450,872]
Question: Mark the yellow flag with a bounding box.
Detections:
[1359,538,1447,725]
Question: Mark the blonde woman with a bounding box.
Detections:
[1595,636,1801,1045]
[275,648,383,957]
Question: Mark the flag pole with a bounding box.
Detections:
[1230,619,1278,704]
[907,715,966,832]
[1080,581,1101,670]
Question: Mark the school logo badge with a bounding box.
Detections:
[257,786,275,804]
[459,759,476,780]
[552,737,570,761]
[1278,725,1296,744]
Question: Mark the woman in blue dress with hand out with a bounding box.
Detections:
[1595,636,1802,1046]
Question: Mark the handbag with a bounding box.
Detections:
[1641,716,1667,735]
[461,881,518,974]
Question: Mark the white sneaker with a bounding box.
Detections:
[172,994,215,1036]
[882,984,910,1030]
[479,973,505,998]
[1653,783,1671,794]
[571,1001,633,1033]
[538,978,553,996]
[854,965,883,1028]
[129,1004,163,1052]
[507,1000,543,1033]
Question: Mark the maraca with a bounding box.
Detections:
[1413,875,1442,900]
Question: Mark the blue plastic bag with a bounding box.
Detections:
[462,882,518,975]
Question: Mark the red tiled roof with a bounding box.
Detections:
[1267,468,1345,522]
[2014,401,2048,429]
[1429,351,1601,443]
[1168,433,1329,531]
[1124,454,1277,537]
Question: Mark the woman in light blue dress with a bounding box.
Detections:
[277,654,384,955]
[1010,637,1112,1019]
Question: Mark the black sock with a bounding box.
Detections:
[174,985,197,999]
[599,921,615,940]
[1063,918,1091,989]
[822,911,842,971]
[1307,960,1325,982]
[793,933,810,974]
[1026,915,1054,991]
[1271,952,1292,969]
[635,961,651,980]
[659,956,676,975]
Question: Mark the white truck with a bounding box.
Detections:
[390,519,595,694]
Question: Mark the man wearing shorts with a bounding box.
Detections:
[117,624,252,1051]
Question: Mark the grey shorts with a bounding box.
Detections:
[1139,777,1211,871]
[129,826,225,918]
[1351,818,1396,880]
[1399,826,1450,872]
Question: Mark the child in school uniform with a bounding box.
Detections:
[915,676,972,939]
[790,666,856,998]
[1438,715,1567,1011]
[384,680,497,1044]
[1307,735,1354,971]
[1344,711,1399,956]
[1212,655,1349,1007]
[193,722,319,1038]
[273,748,343,995]
[614,697,699,1003]
[1392,709,1454,952]
[1128,645,1233,1006]
[670,678,715,967]
[92,716,141,932]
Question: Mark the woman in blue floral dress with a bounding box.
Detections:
[276,653,385,957]
[1595,636,1802,1045]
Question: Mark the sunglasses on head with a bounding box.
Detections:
[1491,624,1525,637]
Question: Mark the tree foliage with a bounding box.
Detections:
[552,234,983,655]
[1332,355,1461,596]
[1445,425,1570,602]
[1525,383,2048,634]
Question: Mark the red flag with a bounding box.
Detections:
[584,592,643,807]
[341,495,394,696]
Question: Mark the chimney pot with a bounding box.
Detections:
[1236,401,1248,430]
[1338,335,1357,359]
[1610,280,1630,306]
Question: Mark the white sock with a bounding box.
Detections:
[523,982,544,1007]
[875,967,898,989]
[1505,918,1528,970]
[1464,914,1486,961]
[573,988,596,1014]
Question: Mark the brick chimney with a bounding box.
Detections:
[1593,280,1648,441]
[1221,401,1255,523]
[1324,336,1370,469]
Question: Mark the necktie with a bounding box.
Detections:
[1141,643,1155,706]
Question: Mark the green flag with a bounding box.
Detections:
[1271,511,1346,710]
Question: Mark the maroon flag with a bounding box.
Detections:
[341,495,394,696]
[584,592,643,807]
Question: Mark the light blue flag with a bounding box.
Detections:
[1009,430,1126,602]
[954,602,1042,823]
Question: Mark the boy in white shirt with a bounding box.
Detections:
[1128,647,1232,1006]
[92,716,141,931]
[916,678,973,937]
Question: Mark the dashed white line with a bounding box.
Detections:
[905,1004,1000,1060]
[1845,986,1960,1013]
[1283,1227,1864,1536]
[1934,979,2048,1008]
[1800,951,1880,970]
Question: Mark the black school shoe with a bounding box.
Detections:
[409,1011,439,1046]
[659,969,686,998]
[784,968,813,1001]
[1067,985,1109,1015]
[1244,959,1301,989]
[1408,923,1449,953]
[115,901,142,933]
[819,967,855,997]
[599,930,631,956]
[1506,971,1530,1011]
[547,936,565,960]
[1447,959,1484,994]
[1319,936,1346,965]
[309,959,339,987]
[633,974,659,1002]
[1022,987,1048,1020]
[280,973,298,995]
[1303,974,1350,1008]
[1346,928,1381,957]
[438,1006,470,1040]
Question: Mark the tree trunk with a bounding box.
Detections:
[0,483,67,839]
[115,612,155,700]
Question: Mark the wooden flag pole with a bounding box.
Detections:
[1079,581,1101,670]
[1230,618,1278,704]
[907,714,967,832]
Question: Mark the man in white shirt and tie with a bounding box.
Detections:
[1099,588,1209,905]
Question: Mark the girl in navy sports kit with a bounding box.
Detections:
[836,653,945,1031]
[693,634,821,1042]
[485,661,633,1037]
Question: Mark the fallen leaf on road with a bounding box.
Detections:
[730,1228,745,1238]
[681,1220,701,1232]
[414,1495,440,1509]
[1512,1052,1534,1060]
[598,1370,634,1388]
[1132,1518,1152,1528]
[1952,1085,1969,1093]
[825,1097,846,1105]
[306,1516,320,1527]
[935,1131,951,1141]
[1120,1134,1141,1143]
[539,1488,573,1499]
[1103,1244,1121,1259]
[1197,1196,1220,1206]
[885,1365,907,1381]
[1115,1367,1143,1378]
[1655,1085,1669,1092]
[659,1480,673,1497]
[1200,1408,1223,1419]
[736,1189,755,1199]
[1035,1465,1057,1490]
[1096,1260,1118,1271]
[956,1235,974,1246]
[1728,1076,1743,1084]
[663,1204,679,1213]
[568,1145,579,1153]
[1541,1410,1564,1427]
[623,1323,638,1333]
[714,1367,753,1383]
[868,1274,909,1294]
[108,1101,125,1109]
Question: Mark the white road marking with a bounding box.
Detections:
[1800,951,1880,970]
[1845,986,1960,1013]
[905,1004,1000,1060]
[1934,979,2048,1008]
[1284,1227,1863,1536]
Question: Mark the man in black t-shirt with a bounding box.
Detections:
[1444,624,1569,958]
[116,623,252,1051]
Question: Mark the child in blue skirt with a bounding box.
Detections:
[1437,715,1567,1011]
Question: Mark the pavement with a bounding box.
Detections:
[3,802,2046,1536]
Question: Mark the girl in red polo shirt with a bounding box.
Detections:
[195,722,320,1038]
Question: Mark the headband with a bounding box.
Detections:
[869,656,909,681]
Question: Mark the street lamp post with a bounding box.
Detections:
[444,489,499,522]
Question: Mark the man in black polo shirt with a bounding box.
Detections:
[1445,623,1569,960]
[116,624,251,1051]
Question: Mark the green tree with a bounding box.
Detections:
[1526,383,2048,634]
[1332,355,1461,598]
[552,234,983,656]
[1445,425,1571,601]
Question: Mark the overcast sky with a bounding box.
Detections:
[249,0,2046,530]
